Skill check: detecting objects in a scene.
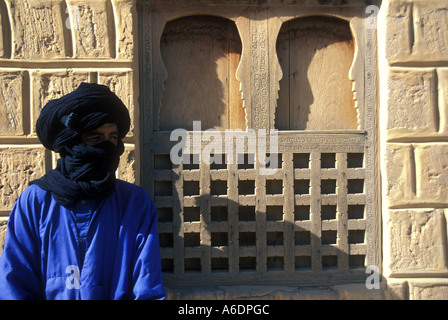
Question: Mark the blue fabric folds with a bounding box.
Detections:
[0,181,166,300]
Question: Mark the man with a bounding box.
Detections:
[0,82,166,300]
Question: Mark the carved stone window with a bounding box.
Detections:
[140,1,379,288]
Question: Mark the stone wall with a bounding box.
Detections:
[380,0,448,300]
[0,0,447,300]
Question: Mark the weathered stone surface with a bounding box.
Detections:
[415,4,448,61]
[0,70,24,136]
[0,219,7,256]
[6,0,67,59]
[386,143,448,207]
[112,0,136,61]
[437,68,448,135]
[414,144,448,204]
[0,147,47,211]
[222,285,302,300]
[386,209,448,276]
[384,279,409,300]
[0,3,7,59]
[67,0,114,58]
[147,0,362,5]
[165,284,384,300]
[118,145,136,184]
[99,71,135,137]
[333,283,384,300]
[385,144,414,207]
[385,1,414,63]
[386,0,448,64]
[387,68,438,139]
[409,280,448,300]
[31,70,90,135]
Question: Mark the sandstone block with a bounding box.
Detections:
[67,0,114,59]
[387,68,438,139]
[0,70,25,136]
[118,145,136,184]
[385,1,414,63]
[437,68,448,135]
[98,71,135,137]
[112,0,137,61]
[409,280,448,300]
[384,279,409,300]
[0,147,47,211]
[385,144,414,207]
[386,209,448,276]
[31,70,90,135]
[414,144,448,204]
[0,3,7,59]
[386,0,448,64]
[413,2,448,62]
[0,220,7,256]
[386,143,448,207]
[6,0,67,59]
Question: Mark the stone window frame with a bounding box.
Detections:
[139,1,380,287]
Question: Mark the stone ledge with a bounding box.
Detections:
[165,284,385,300]
[386,278,448,300]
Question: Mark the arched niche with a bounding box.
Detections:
[275,16,357,130]
[159,15,245,131]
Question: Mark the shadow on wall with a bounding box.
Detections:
[159,15,245,131]
[275,16,358,130]
[154,149,382,294]
[156,189,385,299]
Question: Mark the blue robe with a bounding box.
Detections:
[0,180,166,300]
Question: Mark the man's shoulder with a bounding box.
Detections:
[20,183,50,202]
[114,180,156,216]
[11,184,54,220]
[115,180,151,199]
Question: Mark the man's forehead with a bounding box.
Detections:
[87,123,119,133]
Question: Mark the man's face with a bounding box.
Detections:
[81,123,119,146]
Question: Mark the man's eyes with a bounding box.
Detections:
[87,134,101,141]
[86,134,118,142]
